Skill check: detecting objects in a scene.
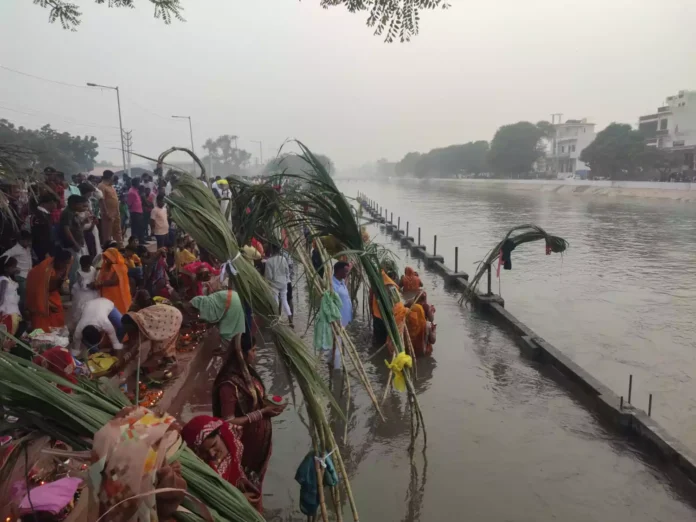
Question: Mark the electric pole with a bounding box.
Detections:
[123,130,133,177]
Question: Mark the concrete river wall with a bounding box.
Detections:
[358,191,696,487]
[394,178,696,202]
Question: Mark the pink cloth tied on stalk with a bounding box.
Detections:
[20,476,82,515]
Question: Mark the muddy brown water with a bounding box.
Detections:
[172,181,696,520]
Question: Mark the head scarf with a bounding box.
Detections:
[125,304,182,343]
[33,347,77,393]
[181,416,246,487]
[401,266,422,292]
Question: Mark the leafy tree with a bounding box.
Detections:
[395,152,422,176]
[35,0,447,41]
[394,141,490,178]
[265,152,335,176]
[201,134,251,175]
[579,123,646,180]
[0,119,99,174]
[487,121,545,177]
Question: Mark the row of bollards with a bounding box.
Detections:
[359,193,467,278]
[358,193,658,420]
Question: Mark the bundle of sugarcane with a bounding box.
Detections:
[459,224,569,304]
[0,349,264,522]
[279,142,427,450]
[161,149,361,521]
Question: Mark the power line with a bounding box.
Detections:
[0,103,121,131]
[0,65,89,89]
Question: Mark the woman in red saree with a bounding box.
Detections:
[97,247,131,313]
[212,335,285,512]
[181,415,261,510]
[26,249,72,332]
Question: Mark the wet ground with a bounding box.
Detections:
[171,218,696,521]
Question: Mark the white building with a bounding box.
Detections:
[638,90,696,170]
[547,119,596,179]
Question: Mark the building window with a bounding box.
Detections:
[570,145,576,152]
[560,146,565,153]
[660,119,668,130]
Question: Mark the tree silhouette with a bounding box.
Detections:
[33,0,448,41]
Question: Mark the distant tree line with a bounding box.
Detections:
[387,120,685,181]
[0,119,99,175]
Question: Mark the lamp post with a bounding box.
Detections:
[86,82,126,175]
[172,115,196,175]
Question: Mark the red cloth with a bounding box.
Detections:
[181,416,246,488]
[33,347,77,393]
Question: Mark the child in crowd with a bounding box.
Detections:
[124,245,143,290]
[150,194,169,248]
[71,255,98,325]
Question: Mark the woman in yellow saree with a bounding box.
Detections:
[96,247,131,313]
[26,249,72,332]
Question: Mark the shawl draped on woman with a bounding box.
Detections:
[26,256,65,331]
[125,304,182,357]
[406,303,432,357]
[181,416,247,490]
[400,266,422,292]
[99,248,131,313]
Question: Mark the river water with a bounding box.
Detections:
[173,179,696,520]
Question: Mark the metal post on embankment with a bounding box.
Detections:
[406,222,409,237]
[486,263,492,295]
[398,217,401,230]
[628,374,633,404]
[455,247,459,273]
[418,227,421,245]
[434,235,438,256]
[390,212,393,224]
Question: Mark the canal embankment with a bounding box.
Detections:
[359,191,696,487]
[384,178,696,202]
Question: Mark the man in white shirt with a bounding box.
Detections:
[264,243,292,325]
[1,230,32,310]
[72,297,124,356]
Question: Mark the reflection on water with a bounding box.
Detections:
[171,184,696,520]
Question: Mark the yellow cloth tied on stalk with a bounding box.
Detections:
[385,352,413,392]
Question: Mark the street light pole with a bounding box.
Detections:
[171,115,195,175]
[87,82,126,175]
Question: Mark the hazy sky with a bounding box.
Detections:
[2,0,695,170]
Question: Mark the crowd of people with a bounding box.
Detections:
[0,168,435,515]
[0,166,303,513]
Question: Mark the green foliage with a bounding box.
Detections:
[395,141,489,178]
[579,123,646,180]
[201,135,251,176]
[265,152,335,176]
[33,0,185,31]
[34,0,445,42]
[0,119,99,174]
[487,121,545,176]
[321,0,450,42]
